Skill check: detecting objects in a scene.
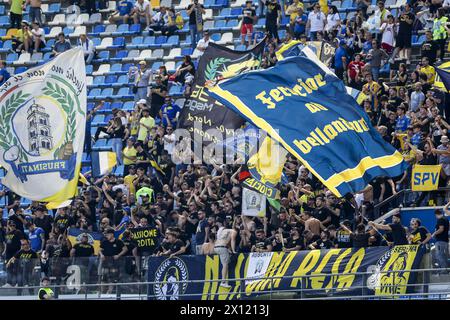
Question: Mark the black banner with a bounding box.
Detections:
[130,226,159,255]
[177,41,266,145]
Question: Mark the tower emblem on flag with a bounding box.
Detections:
[0,48,86,202]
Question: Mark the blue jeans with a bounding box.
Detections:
[258,0,265,16]
[309,31,318,41]
[435,241,449,272]
[371,66,380,82]
[189,24,202,49]
[29,7,42,25]
[110,138,123,165]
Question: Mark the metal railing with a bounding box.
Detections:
[0,259,449,300]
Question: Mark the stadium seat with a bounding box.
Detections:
[113,87,134,99]
[47,26,62,39]
[123,49,140,62]
[48,3,62,14]
[217,32,233,44]
[110,50,128,62]
[76,13,90,25]
[71,26,86,38]
[114,24,130,36]
[165,48,182,61]
[94,51,110,63]
[129,24,142,34]
[136,49,152,61]
[92,64,111,76]
[6,53,18,64]
[48,14,65,26]
[152,49,164,60]
[165,61,176,72]
[101,24,117,36]
[87,13,102,25]
[129,36,144,49]
[123,101,135,111]
[96,37,113,50]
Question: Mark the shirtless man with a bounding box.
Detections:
[27,0,42,25]
[213,217,237,288]
[301,211,324,236]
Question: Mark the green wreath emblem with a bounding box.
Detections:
[42,82,77,158]
[0,92,32,162]
[204,57,231,81]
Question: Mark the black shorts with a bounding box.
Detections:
[396,33,411,49]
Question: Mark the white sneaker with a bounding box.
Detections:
[1,283,12,288]
[220,282,231,288]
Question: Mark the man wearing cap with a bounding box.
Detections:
[134,60,153,102]
[70,233,95,258]
[52,32,71,57]
[369,212,408,246]
[78,34,95,64]
[137,107,155,142]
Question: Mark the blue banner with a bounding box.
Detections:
[208,57,407,197]
[147,245,424,300]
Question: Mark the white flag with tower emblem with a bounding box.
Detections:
[0,48,86,202]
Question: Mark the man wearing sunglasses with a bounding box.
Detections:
[306,3,326,41]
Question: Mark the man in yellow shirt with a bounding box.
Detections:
[124,165,138,196]
[137,107,155,142]
[122,137,137,175]
[419,57,436,84]
[362,73,381,111]
[14,21,32,53]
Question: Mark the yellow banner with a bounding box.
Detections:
[411,164,441,191]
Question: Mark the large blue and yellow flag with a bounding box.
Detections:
[67,228,103,255]
[209,57,407,197]
[435,61,450,92]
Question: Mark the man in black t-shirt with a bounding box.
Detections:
[186,0,205,48]
[369,212,408,246]
[33,206,53,241]
[265,0,281,42]
[393,3,414,64]
[421,30,439,65]
[53,207,74,234]
[150,75,167,119]
[432,207,449,272]
[251,229,273,252]
[70,234,95,257]
[283,228,304,251]
[313,196,332,227]
[6,240,38,289]
[100,229,127,292]
[408,218,431,245]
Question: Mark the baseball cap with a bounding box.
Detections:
[139,60,146,65]
[137,99,147,105]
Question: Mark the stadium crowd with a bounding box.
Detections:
[0,0,449,290]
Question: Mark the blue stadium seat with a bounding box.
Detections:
[109,63,123,74]
[226,19,238,29]
[0,16,9,27]
[48,3,61,13]
[114,165,124,176]
[217,8,231,19]
[100,88,114,99]
[92,37,101,46]
[211,33,221,41]
[155,35,167,45]
[235,44,247,51]
[110,37,125,48]
[129,24,141,34]
[166,35,179,47]
[0,39,12,52]
[6,53,18,63]
[87,102,95,112]
[86,64,94,75]
[15,66,27,74]
[105,75,118,85]
[43,52,53,61]
[169,84,183,96]
[129,36,144,49]
[88,88,102,98]
[63,26,74,35]
[93,50,110,63]
[91,114,105,126]
[121,63,133,73]
[90,25,106,36]
[230,7,242,17]
[116,75,130,86]
[110,101,124,110]
[113,24,129,35]
[110,50,128,62]
[113,87,133,99]
[123,101,135,111]
[0,5,5,15]
[151,61,163,69]
[412,34,426,46]
[93,75,105,86]
[181,47,193,57]
[140,36,155,48]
